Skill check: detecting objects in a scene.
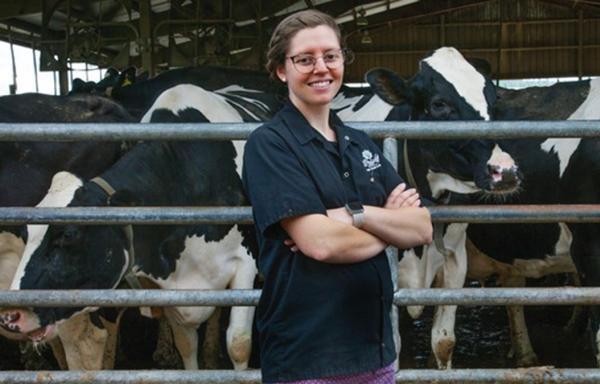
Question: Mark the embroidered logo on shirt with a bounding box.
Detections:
[362,150,381,171]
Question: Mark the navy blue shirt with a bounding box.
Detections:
[242,101,403,382]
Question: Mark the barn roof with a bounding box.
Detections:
[1,0,599,87]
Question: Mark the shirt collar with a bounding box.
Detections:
[280,100,359,146]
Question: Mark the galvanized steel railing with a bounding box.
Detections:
[0,368,596,384]
[3,121,600,383]
[0,120,599,140]
[0,287,598,307]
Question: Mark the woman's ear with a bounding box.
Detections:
[276,65,287,83]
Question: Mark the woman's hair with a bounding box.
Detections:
[266,9,344,80]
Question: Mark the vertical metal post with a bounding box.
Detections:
[31,33,39,93]
[257,0,263,71]
[440,14,445,46]
[53,70,58,95]
[382,137,400,368]
[60,0,71,95]
[139,0,154,76]
[8,25,17,95]
[495,0,502,87]
[578,10,584,80]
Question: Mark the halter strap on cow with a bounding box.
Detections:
[90,177,143,290]
[402,139,450,258]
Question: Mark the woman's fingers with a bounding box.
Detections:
[403,191,421,207]
[385,183,406,208]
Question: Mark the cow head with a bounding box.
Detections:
[365,47,520,199]
[0,172,130,342]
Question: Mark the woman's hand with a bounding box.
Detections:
[385,183,421,208]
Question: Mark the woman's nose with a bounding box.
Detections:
[313,57,328,72]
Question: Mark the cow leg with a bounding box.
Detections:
[398,246,444,319]
[226,254,257,370]
[56,312,108,370]
[48,338,68,370]
[431,223,468,369]
[0,232,24,290]
[98,309,125,369]
[164,308,201,370]
[501,275,537,367]
[200,307,222,369]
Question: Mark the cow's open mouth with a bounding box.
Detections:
[480,184,522,202]
[27,325,51,343]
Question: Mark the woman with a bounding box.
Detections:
[242,9,432,384]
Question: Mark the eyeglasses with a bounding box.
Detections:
[287,49,354,74]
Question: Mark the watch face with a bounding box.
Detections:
[346,201,364,212]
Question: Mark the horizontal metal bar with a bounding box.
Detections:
[1,288,600,307]
[0,369,598,383]
[393,287,600,306]
[2,205,600,225]
[2,120,600,141]
[0,289,261,307]
[0,207,253,225]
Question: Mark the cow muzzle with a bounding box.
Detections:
[0,308,55,342]
[485,146,521,194]
[487,163,521,192]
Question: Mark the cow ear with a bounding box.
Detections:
[105,67,119,79]
[365,68,412,106]
[108,189,141,207]
[467,58,492,78]
[71,78,86,93]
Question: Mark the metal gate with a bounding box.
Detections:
[1,120,600,383]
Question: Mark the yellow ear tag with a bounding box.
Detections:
[122,78,132,87]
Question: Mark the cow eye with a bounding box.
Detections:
[432,100,448,109]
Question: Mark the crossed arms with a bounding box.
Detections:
[281,183,433,264]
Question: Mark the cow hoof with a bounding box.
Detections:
[434,338,454,369]
[407,305,424,319]
[227,333,251,370]
[516,352,538,367]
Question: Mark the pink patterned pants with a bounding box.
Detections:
[268,362,395,384]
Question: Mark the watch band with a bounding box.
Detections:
[352,211,365,228]
[345,202,365,228]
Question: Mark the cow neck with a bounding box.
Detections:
[403,126,450,259]
[402,139,418,190]
[90,176,142,290]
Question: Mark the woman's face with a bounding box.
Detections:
[276,25,344,113]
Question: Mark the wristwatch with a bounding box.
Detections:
[345,201,365,228]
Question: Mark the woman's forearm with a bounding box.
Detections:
[362,205,433,249]
[281,214,388,264]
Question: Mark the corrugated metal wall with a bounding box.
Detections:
[344,0,600,82]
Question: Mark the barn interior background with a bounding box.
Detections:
[0,0,599,95]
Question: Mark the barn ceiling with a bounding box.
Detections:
[1,0,600,88]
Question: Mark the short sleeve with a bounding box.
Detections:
[379,150,405,195]
[242,127,327,237]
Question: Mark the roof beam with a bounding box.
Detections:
[0,1,43,20]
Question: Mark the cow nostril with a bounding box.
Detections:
[487,164,502,178]
[0,311,20,325]
[8,312,20,323]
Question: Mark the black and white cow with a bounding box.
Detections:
[108,66,285,120]
[485,78,600,365]
[0,83,284,370]
[0,92,133,370]
[337,47,523,369]
[374,67,596,368]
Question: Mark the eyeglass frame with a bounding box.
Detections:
[286,48,355,74]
